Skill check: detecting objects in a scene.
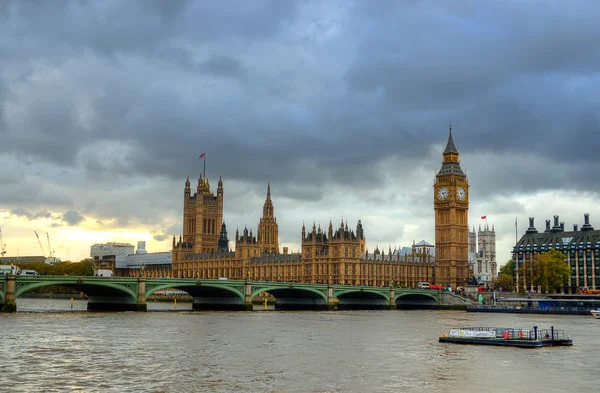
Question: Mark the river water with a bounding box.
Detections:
[0,298,597,393]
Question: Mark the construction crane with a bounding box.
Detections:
[0,227,6,257]
[34,231,47,258]
[46,232,54,258]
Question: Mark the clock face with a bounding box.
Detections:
[437,187,449,201]
[457,187,466,201]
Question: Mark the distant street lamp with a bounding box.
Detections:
[140,263,145,278]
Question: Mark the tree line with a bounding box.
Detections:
[14,260,94,276]
[495,249,570,293]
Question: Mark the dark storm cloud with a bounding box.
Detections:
[198,55,248,78]
[62,210,84,226]
[1,0,600,220]
[9,209,54,221]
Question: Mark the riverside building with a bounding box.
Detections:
[513,214,600,293]
[171,179,435,286]
[96,127,470,287]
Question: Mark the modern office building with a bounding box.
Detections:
[513,214,599,293]
[91,241,172,277]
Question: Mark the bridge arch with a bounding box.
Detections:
[251,284,329,310]
[395,291,439,308]
[14,280,137,301]
[334,289,390,303]
[146,282,245,302]
[251,286,328,303]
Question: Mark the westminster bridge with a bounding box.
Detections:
[0,275,454,313]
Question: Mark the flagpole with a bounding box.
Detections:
[515,216,519,293]
[203,150,206,178]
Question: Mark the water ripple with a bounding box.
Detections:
[0,299,596,392]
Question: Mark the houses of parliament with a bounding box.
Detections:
[167,127,470,289]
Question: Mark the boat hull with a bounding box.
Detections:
[439,337,542,348]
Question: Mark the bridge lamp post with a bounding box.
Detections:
[247,269,251,280]
[140,263,145,278]
[329,275,332,285]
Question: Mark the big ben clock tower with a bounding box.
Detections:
[434,123,469,289]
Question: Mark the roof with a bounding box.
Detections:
[125,252,172,267]
[443,128,459,155]
[437,162,465,176]
[515,227,600,252]
[415,240,434,247]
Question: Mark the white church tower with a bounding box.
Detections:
[468,221,497,284]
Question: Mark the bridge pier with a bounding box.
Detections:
[244,280,253,311]
[327,284,337,310]
[1,275,16,313]
[136,278,147,312]
[389,287,396,310]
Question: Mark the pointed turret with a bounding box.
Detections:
[217,174,223,197]
[218,222,229,252]
[443,122,459,155]
[262,182,274,218]
[184,174,191,197]
[437,122,465,177]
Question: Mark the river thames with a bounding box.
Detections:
[0,299,597,393]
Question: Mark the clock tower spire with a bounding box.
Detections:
[434,123,469,289]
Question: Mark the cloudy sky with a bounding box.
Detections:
[1,1,599,266]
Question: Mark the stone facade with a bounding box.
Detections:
[434,124,470,289]
[172,177,436,287]
[468,223,497,284]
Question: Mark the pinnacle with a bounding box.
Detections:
[443,122,459,155]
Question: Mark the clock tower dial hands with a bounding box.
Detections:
[457,187,466,201]
[437,187,449,201]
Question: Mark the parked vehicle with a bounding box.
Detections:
[94,269,114,277]
[0,265,21,275]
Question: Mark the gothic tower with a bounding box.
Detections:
[257,182,279,254]
[180,173,224,254]
[434,123,469,288]
[478,222,496,263]
[468,226,476,255]
[218,222,229,252]
[477,222,497,280]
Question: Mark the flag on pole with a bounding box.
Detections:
[481,215,486,219]
[199,150,206,176]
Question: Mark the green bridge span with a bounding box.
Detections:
[0,275,440,312]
